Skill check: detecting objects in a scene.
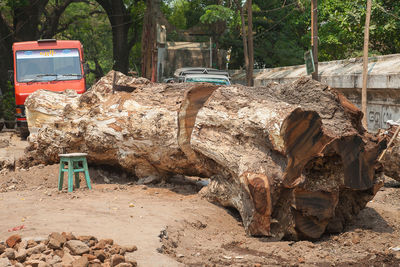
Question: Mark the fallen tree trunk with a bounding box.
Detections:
[22,71,386,240]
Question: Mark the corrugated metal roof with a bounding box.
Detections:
[230,54,400,89]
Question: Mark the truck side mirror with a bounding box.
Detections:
[83,63,89,75]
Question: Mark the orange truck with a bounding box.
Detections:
[10,39,87,137]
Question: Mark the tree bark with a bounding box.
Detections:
[22,71,386,240]
[96,0,132,73]
[141,0,159,79]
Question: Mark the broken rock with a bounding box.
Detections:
[109,244,121,255]
[93,250,107,262]
[71,255,89,267]
[15,248,27,262]
[61,252,75,266]
[82,253,96,261]
[47,255,62,265]
[26,240,37,249]
[93,239,113,250]
[0,258,11,267]
[1,233,137,267]
[110,254,125,266]
[122,245,137,253]
[3,248,15,260]
[24,259,47,267]
[26,243,46,256]
[61,232,76,241]
[124,252,137,266]
[77,235,97,243]
[6,234,21,248]
[114,263,133,267]
[65,240,90,255]
[48,232,66,249]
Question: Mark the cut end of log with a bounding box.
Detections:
[280,108,333,188]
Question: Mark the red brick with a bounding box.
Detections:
[6,234,21,248]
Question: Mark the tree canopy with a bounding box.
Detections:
[1,0,400,92]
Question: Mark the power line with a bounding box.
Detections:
[254,8,297,40]
[253,2,297,14]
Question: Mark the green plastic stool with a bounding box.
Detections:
[58,153,92,192]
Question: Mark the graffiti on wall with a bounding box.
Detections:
[367,105,399,132]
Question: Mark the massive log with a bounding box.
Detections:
[22,71,386,240]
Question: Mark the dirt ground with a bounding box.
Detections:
[1,131,400,267]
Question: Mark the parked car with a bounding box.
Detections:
[171,67,231,85]
[162,77,176,83]
[174,67,229,78]
[183,74,231,85]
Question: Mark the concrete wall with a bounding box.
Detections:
[229,54,400,132]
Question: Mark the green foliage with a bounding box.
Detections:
[164,0,217,30]
[250,0,308,68]
[168,0,189,28]
[55,1,113,86]
[5,0,29,9]
[129,42,142,74]
[2,0,400,85]
[200,5,234,24]
[0,82,15,120]
[318,0,400,61]
[128,0,146,75]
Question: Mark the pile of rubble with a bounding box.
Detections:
[0,233,137,267]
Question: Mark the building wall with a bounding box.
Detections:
[337,88,400,132]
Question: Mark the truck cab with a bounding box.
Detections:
[12,39,86,138]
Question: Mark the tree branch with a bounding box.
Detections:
[55,10,104,34]
[41,0,90,38]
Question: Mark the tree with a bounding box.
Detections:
[56,1,112,82]
[200,4,234,69]
[318,0,400,61]
[95,0,133,74]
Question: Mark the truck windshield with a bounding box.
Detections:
[16,49,82,83]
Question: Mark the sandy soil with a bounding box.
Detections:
[0,131,400,266]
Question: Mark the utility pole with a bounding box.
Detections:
[247,0,254,86]
[362,0,372,128]
[210,37,212,68]
[311,0,318,81]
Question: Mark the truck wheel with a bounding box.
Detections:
[19,127,30,140]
